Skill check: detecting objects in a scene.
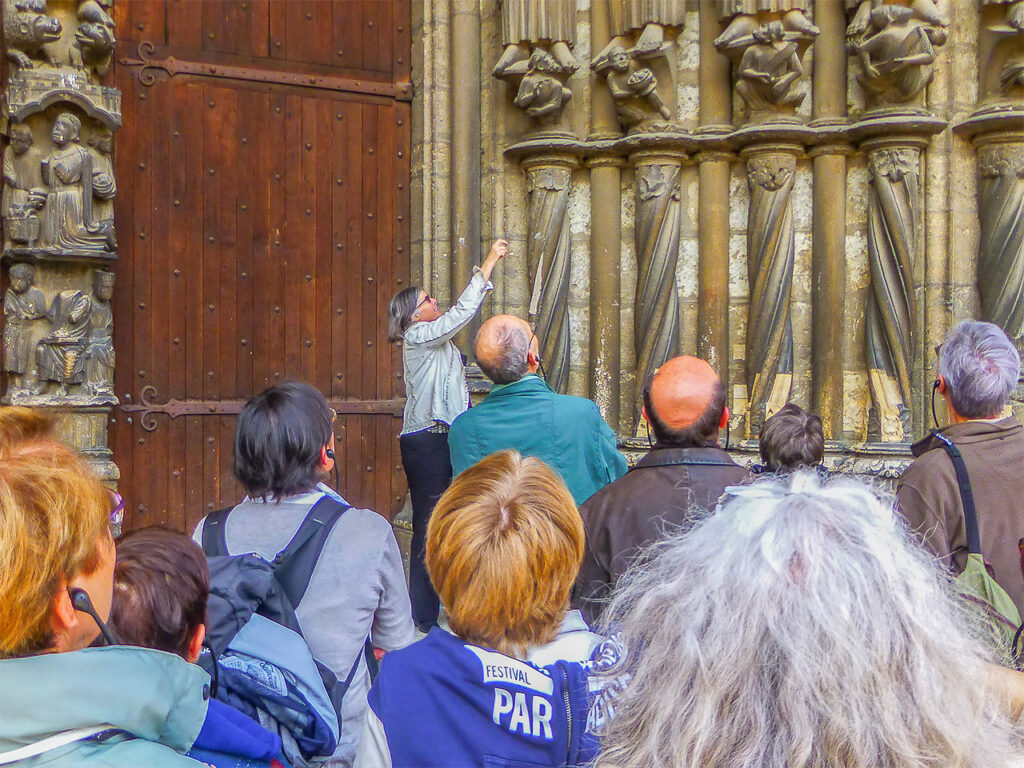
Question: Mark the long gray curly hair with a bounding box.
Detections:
[595,472,1022,768]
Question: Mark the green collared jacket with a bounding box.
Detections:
[448,374,627,505]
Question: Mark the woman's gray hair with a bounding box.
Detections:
[595,472,1022,768]
[387,285,421,343]
[938,320,1020,419]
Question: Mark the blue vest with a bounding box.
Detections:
[367,629,599,767]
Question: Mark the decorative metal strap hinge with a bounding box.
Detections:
[119,42,413,101]
[120,385,404,432]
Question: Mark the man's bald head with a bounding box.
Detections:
[643,356,728,447]
[475,315,538,385]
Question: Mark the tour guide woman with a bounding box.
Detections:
[386,238,507,632]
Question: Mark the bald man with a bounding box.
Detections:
[572,356,748,624]
[447,315,626,505]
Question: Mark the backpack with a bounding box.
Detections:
[931,430,1024,668]
[200,496,376,766]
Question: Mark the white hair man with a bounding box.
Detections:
[594,472,1024,768]
[897,320,1024,614]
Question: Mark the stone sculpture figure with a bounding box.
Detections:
[633,161,682,419]
[513,49,573,122]
[2,122,46,247]
[72,0,116,74]
[85,270,114,397]
[36,288,92,395]
[981,0,1024,95]
[714,0,819,48]
[85,124,116,246]
[3,263,46,396]
[2,0,61,69]
[40,112,116,253]
[977,146,1024,358]
[849,4,945,106]
[735,21,806,115]
[744,153,796,434]
[525,165,573,394]
[865,146,919,442]
[494,0,576,76]
[598,0,686,60]
[847,0,949,39]
[593,45,671,131]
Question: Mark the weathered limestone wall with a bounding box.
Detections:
[412,0,1024,475]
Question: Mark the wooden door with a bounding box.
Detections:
[110,1,411,532]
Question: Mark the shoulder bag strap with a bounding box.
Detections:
[273,495,350,608]
[200,507,235,557]
[930,430,982,555]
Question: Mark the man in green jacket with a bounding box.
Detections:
[448,315,627,505]
[0,407,207,767]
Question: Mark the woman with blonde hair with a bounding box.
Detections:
[0,407,207,767]
[355,450,602,768]
[386,238,507,632]
[595,471,1024,768]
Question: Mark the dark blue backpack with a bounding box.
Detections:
[200,496,376,766]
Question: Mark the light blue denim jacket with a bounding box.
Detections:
[399,270,492,436]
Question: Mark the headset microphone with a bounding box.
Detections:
[68,587,119,646]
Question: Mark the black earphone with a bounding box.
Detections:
[931,379,941,429]
[325,448,335,460]
[68,587,119,646]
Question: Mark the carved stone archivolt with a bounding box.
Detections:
[632,152,683,420]
[846,0,948,109]
[742,146,797,435]
[1,0,120,481]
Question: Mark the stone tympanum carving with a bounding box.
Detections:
[847,2,948,107]
[85,269,114,397]
[978,143,1024,356]
[743,150,797,433]
[592,45,672,131]
[865,144,919,442]
[36,288,91,395]
[72,0,116,75]
[2,0,61,70]
[3,262,46,397]
[513,49,572,122]
[2,122,46,247]
[494,0,577,76]
[633,157,683,416]
[40,111,116,253]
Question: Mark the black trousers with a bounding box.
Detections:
[399,429,452,628]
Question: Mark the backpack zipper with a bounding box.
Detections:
[561,665,573,764]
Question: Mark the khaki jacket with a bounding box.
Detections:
[896,417,1024,614]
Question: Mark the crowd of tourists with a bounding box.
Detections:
[2,237,1024,767]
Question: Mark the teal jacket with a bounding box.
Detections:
[0,645,209,767]
[448,374,627,504]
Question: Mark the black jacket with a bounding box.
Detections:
[572,444,748,625]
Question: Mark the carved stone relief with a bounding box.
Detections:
[525,163,573,394]
[1,0,120,480]
[715,0,818,48]
[743,149,797,435]
[978,0,1024,101]
[865,143,920,442]
[977,142,1024,357]
[592,44,673,132]
[633,157,683,418]
[846,1,948,108]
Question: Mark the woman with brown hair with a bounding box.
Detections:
[355,450,602,768]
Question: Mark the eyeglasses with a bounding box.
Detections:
[329,407,337,424]
[416,294,433,311]
[108,489,124,526]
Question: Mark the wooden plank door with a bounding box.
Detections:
[109,0,412,533]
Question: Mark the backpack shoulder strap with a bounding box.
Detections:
[930,430,982,555]
[200,507,235,557]
[273,495,350,607]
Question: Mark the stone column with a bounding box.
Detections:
[697,0,733,387]
[450,0,482,349]
[631,149,685,412]
[587,0,623,428]
[810,0,848,439]
[739,143,800,434]
[522,153,577,394]
[1,0,120,488]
